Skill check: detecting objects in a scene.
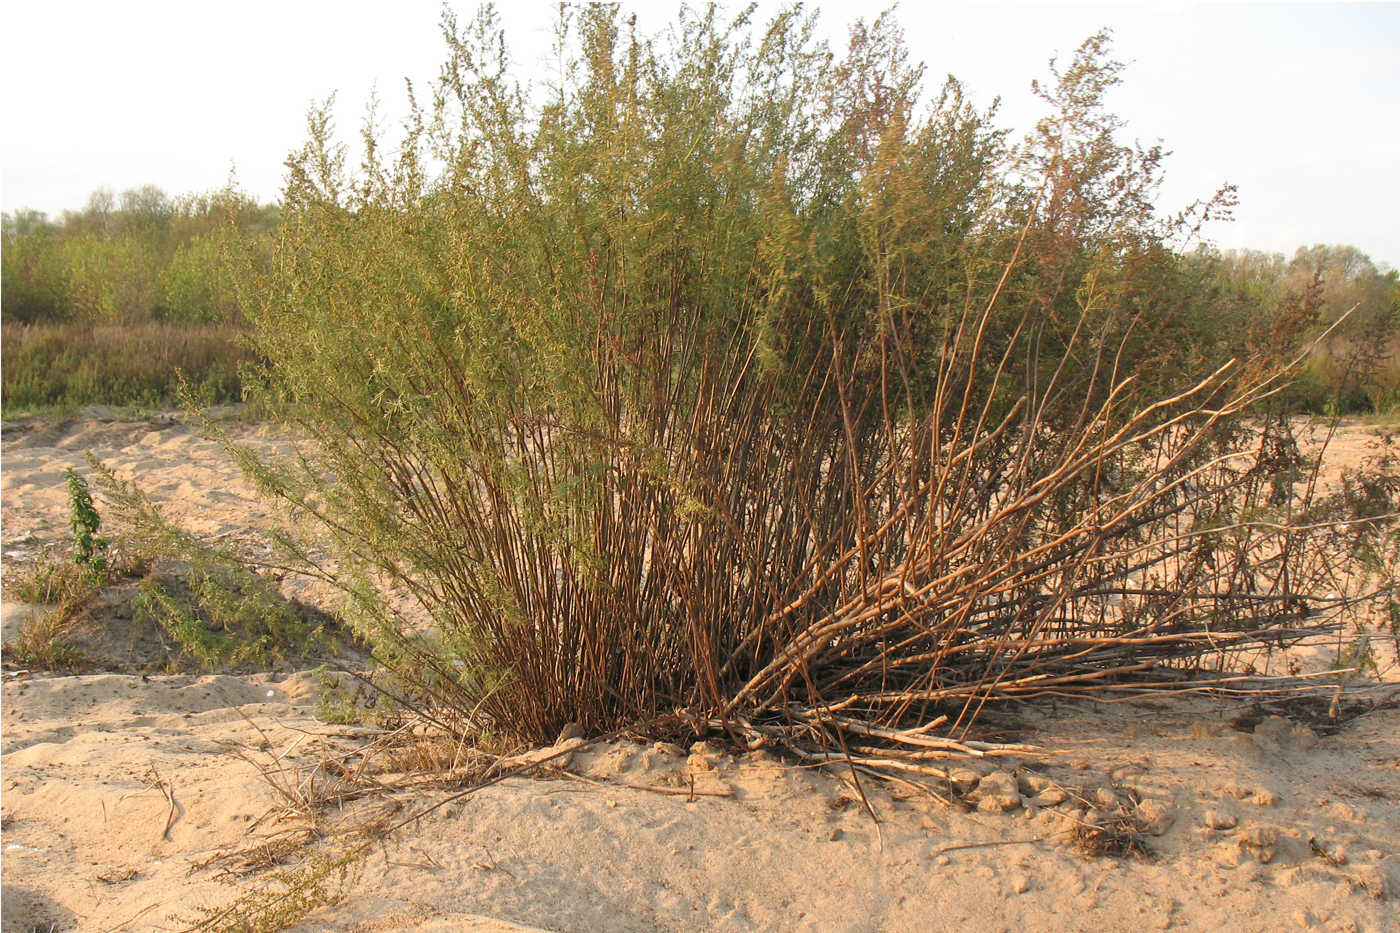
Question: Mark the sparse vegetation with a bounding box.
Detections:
[3,460,349,675]
[4,472,143,670]
[92,458,345,672]
[186,839,372,933]
[130,566,319,672]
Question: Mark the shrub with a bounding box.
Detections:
[228,7,1365,747]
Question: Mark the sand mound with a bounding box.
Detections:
[3,668,1398,931]
[3,410,1398,931]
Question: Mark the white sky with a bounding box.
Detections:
[3,1,1397,267]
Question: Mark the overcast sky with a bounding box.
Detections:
[3,2,1397,267]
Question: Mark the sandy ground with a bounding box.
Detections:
[2,409,1398,932]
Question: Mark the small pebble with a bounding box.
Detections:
[1017,772,1053,796]
[1137,798,1176,836]
[1222,780,1253,799]
[1204,809,1238,830]
[977,771,1019,797]
[1213,842,1245,868]
[977,793,1023,814]
[948,768,981,795]
[1352,864,1390,899]
[1238,825,1279,864]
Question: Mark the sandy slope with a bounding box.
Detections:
[2,409,1398,932]
[3,670,1397,932]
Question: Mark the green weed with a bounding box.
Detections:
[65,467,109,579]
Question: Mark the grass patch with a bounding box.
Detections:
[9,546,95,605]
[8,601,89,670]
[0,321,253,416]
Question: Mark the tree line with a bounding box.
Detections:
[2,186,276,326]
[1,40,1396,416]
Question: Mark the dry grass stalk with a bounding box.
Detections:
[1068,810,1152,859]
[193,827,324,880]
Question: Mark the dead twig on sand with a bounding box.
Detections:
[140,766,181,842]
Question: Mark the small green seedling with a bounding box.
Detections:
[65,467,109,581]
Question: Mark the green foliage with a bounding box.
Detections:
[1,322,251,414]
[142,561,332,673]
[0,210,72,322]
[1,186,275,326]
[160,233,242,323]
[131,565,317,672]
[1,185,270,413]
[315,667,368,724]
[1193,244,1400,415]
[65,467,109,580]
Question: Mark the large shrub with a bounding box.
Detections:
[230,7,1341,745]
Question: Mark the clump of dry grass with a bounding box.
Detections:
[193,827,326,881]
[9,545,98,604]
[1068,810,1153,859]
[5,602,88,670]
